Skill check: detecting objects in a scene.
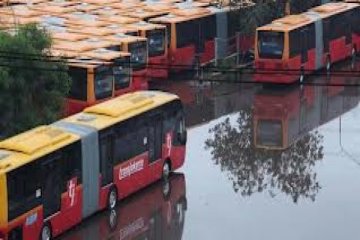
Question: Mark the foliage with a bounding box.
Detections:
[0,24,70,138]
[205,108,324,203]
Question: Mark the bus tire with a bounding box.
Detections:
[162,161,171,181]
[326,56,331,73]
[108,209,118,231]
[351,47,357,70]
[162,180,172,200]
[108,186,118,210]
[40,223,52,240]
[299,68,305,84]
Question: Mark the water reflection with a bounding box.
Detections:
[60,173,187,240]
[205,74,360,203]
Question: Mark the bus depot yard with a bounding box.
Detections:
[0,0,359,239]
[0,0,255,116]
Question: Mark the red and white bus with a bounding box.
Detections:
[0,91,187,240]
[254,2,360,84]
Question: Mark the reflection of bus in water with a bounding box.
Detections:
[253,68,360,150]
[61,173,187,240]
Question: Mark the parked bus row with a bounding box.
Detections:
[254,1,360,84]
[0,91,187,240]
[0,0,254,115]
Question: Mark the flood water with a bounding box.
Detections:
[60,60,360,240]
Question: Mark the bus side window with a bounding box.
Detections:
[68,67,88,101]
[7,162,41,221]
[62,141,82,191]
[114,118,148,165]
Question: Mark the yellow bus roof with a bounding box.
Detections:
[62,91,179,130]
[0,126,80,174]
[104,34,147,44]
[51,31,88,41]
[52,38,115,52]
[83,48,130,61]
[127,21,166,31]
[74,2,102,12]
[257,2,358,32]
[108,1,144,9]
[67,25,115,36]
[97,15,140,24]
[150,7,213,23]
[124,9,168,19]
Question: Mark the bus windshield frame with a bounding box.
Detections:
[94,65,114,100]
[113,56,131,90]
[146,28,166,57]
[256,119,283,148]
[128,41,148,71]
[257,30,285,59]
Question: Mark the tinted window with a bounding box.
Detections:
[256,120,283,147]
[7,161,41,221]
[289,24,315,58]
[257,31,284,59]
[68,66,87,101]
[129,41,147,70]
[94,65,113,100]
[6,141,82,221]
[114,117,148,164]
[147,29,166,57]
[113,57,131,90]
[202,15,216,40]
[176,20,196,48]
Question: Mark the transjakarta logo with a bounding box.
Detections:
[119,217,145,240]
[119,159,144,180]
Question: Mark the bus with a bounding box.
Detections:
[0,91,187,240]
[254,2,360,84]
[51,48,132,116]
[150,7,216,72]
[83,49,132,97]
[105,34,149,90]
[126,21,169,79]
[60,173,187,240]
[253,65,360,150]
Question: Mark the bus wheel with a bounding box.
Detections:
[351,47,357,69]
[162,161,171,181]
[40,223,52,240]
[108,209,118,231]
[162,180,171,199]
[326,56,331,73]
[108,187,118,210]
[299,68,305,84]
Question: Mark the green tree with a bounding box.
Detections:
[0,24,70,138]
[205,108,324,203]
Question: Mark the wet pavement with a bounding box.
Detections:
[60,60,360,240]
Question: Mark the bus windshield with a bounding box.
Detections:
[147,29,166,57]
[113,57,131,90]
[129,41,147,70]
[94,65,113,100]
[256,120,283,147]
[257,31,284,59]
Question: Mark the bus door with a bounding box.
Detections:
[148,115,164,181]
[41,154,62,219]
[300,28,308,65]
[99,131,114,187]
[195,19,205,55]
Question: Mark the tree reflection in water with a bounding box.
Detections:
[205,109,324,203]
